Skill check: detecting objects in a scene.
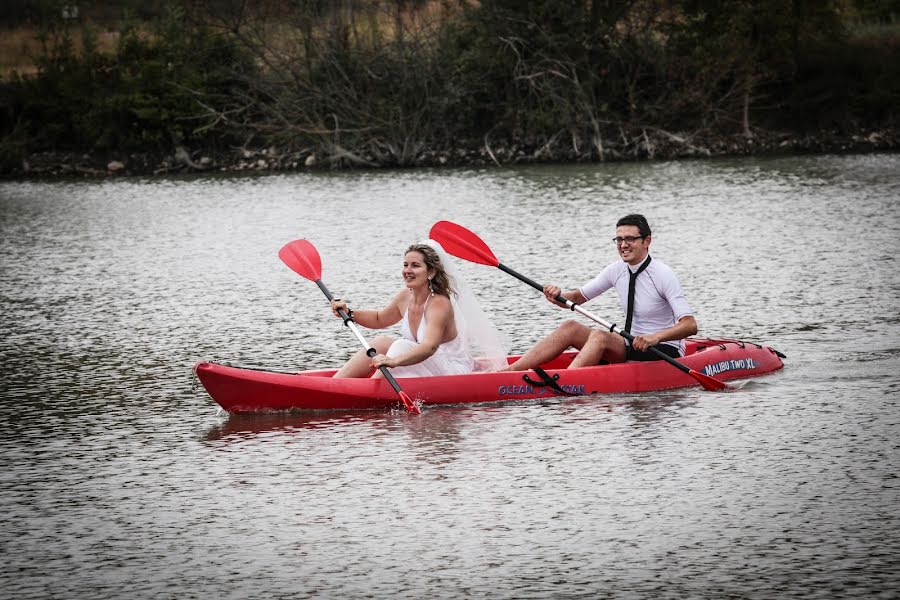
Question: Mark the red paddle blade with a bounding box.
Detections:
[690,369,732,391]
[278,239,322,281]
[429,221,500,267]
[398,392,421,414]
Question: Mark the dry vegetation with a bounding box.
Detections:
[0,26,122,78]
[2,1,898,177]
[1,28,48,77]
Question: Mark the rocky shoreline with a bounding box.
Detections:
[7,127,899,179]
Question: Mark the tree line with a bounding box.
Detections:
[1,0,898,174]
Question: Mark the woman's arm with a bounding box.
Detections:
[331,290,405,329]
[373,296,451,368]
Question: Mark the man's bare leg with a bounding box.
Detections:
[568,330,627,368]
[504,320,592,371]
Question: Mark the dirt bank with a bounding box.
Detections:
[7,127,899,180]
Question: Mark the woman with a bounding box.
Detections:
[330,240,507,378]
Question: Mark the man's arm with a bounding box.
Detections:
[542,285,588,307]
[631,315,697,352]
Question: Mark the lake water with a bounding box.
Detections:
[1,154,899,598]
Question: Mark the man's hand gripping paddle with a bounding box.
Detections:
[428,221,732,392]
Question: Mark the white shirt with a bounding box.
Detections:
[579,256,694,355]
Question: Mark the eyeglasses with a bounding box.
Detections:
[612,235,645,245]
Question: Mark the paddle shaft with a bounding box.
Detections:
[313,279,416,406]
[428,220,728,391]
[498,263,698,378]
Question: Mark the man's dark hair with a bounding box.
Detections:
[616,214,651,238]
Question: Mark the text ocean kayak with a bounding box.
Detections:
[194,337,784,413]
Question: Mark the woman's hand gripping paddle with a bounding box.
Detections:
[428,221,732,392]
[278,239,421,413]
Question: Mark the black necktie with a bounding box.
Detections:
[624,256,651,334]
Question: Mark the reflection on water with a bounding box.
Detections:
[203,393,697,445]
[204,410,400,441]
[2,154,899,598]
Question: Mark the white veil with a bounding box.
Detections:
[422,239,509,371]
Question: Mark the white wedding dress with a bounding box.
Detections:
[382,239,509,378]
[384,295,474,378]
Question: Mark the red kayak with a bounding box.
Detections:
[194,337,784,413]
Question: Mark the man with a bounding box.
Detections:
[504,214,697,371]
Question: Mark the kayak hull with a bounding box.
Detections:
[194,338,784,413]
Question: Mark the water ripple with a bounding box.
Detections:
[2,155,899,598]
